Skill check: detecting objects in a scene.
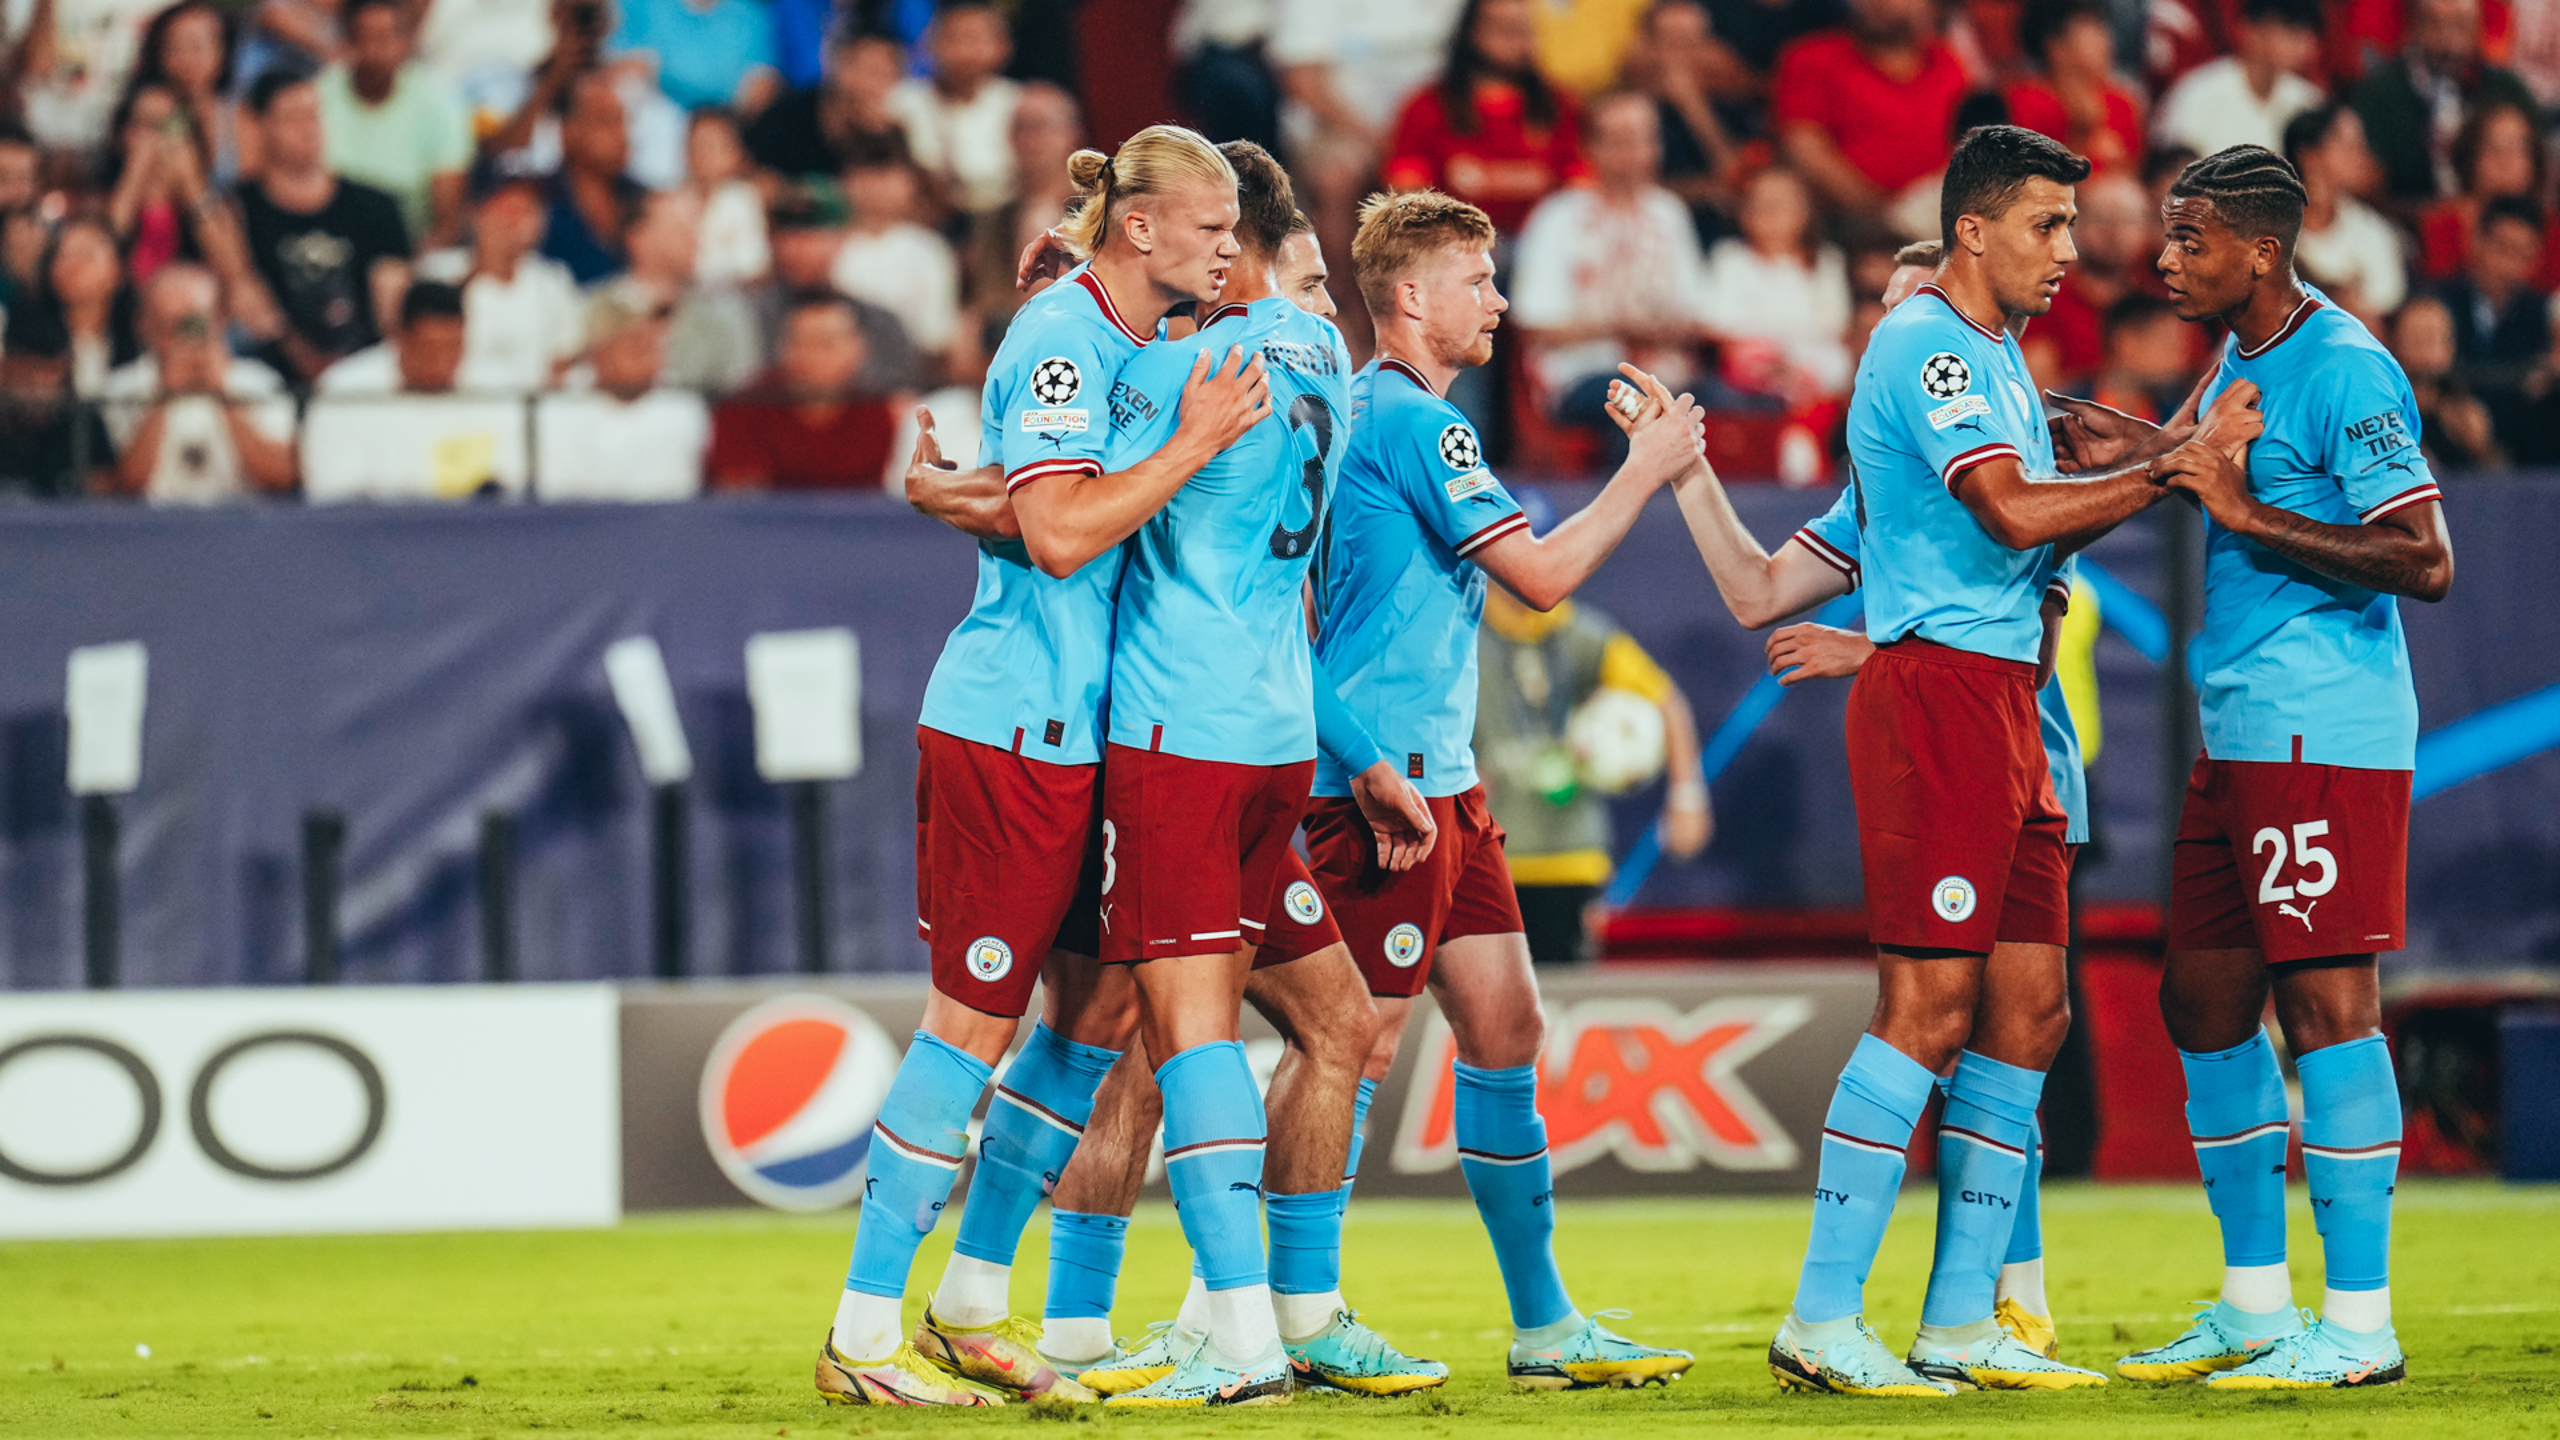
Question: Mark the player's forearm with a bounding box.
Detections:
[2229,501,2454,602]
[1016,434,1215,578]
[908,461,1019,540]
[1968,462,2162,551]
[1495,471,1650,611]
[1311,653,1388,777]
[1668,465,1782,622]
[1669,469,1846,627]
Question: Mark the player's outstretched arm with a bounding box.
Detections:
[1959,380,2264,551]
[1012,346,1271,578]
[1765,623,1875,686]
[901,407,1020,540]
[1664,462,1854,628]
[2158,453,2455,602]
[1475,365,1705,611]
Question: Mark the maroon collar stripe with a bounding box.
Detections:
[1073,269,1150,346]
[2236,294,2322,359]
[1917,284,2007,342]
[1379,356,1437,395]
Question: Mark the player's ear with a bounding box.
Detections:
[1123,204,1153,255]
[1954,213,1986,257]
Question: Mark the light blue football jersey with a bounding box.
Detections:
[1311,358,1529,799]
[1103,297,1354,765]
[1843,285,2061,664]
[1793,487,2089,844]
[916,266,1153,763]
[2194,295,2437,771]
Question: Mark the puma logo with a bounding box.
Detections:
[2277,899,2317,930]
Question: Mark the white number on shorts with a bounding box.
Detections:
[1100,819,1118,894]
[2252,819,2338,904]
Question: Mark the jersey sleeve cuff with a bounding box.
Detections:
[1004,458,1103,493]
[1453,511,1532,558]
[1789,528,1860,584]
[1940,443,2023,492]
[2358,481,2442,524]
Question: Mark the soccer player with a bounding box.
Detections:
[1312,187,1707,1390]
[814,124,1270,1409]
[1058,139,1380,1408]
[2081,146,2451,1390]
[1033,202,1453,1401]
[1657,238,2081,1365]
[1763,125,2260,1399]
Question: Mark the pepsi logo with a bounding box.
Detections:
[698,995,898,1212]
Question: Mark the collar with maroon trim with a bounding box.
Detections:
[2234,292,2322,360]
[1200,301,1252,326]
[1378,355,1438,395]
[1916,283,2009,344]
[1073,268,1151,346]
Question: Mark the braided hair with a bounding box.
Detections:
[2168,145,2308,254]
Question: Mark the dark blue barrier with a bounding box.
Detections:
[0,480,2550,989]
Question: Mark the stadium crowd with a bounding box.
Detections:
[4,0,2559,498]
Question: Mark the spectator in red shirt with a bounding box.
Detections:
[2006,0,2144,174]
[1770,0,1974,223]
[2415,98,2560,289]
[708,294,905,490]
[1382,0,1587,235]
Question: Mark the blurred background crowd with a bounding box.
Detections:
[4,0,2559,501]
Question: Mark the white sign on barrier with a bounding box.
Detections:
[745,628,862,782]
[0,985,619,1238]
[65,641,149,796]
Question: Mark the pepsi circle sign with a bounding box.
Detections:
[697,995,899,1212]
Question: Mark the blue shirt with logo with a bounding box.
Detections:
[1843,286,2061,665]
[2194,296,2436,771]
[1311,358,1529,798]
[917,266,1151,763]
[1103,297,1355,766]
[1793,488,2088,843]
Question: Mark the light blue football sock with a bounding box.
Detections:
[1042,1210,1127,1320]
[1793,1033,1936,1324]
[2297,1035,2400,1295]
[2005,1115,2045,1266]
[1453,1060,1577,1333]
[843,1031,991,1298]
[1266,1189,1342,1297]
[953,1023,1119,1266]
[1343,1075,1378,1195]
[1157,1041,1269,1291]
[2181,1029,2291,1269]
[1921,1050,2045,1327]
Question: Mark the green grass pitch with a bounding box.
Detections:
[5,1182,2556,1438]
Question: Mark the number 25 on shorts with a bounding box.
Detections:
[2253,819,2338,903]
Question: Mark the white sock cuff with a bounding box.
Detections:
[1175,1274,1212,1334]
[2222,1262,2295,1316]
[1041,1315,1114,1365]
[2322,1284,2391,1334]
[933,1253,1012,1326]
[1995,1258,2048,1316]
[1206,1282,1280,1363]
